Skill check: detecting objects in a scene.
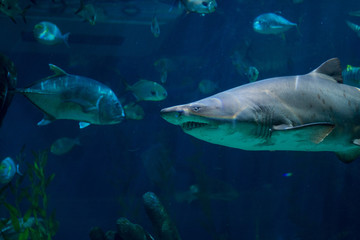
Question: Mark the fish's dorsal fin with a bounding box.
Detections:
[310,58,343,83]
[49,64,68,77]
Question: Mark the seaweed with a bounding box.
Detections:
[0,149,58,240]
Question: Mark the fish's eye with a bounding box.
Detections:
[202,2,209,6]
[150,90,156,96]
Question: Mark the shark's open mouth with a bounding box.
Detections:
[181,121,208,130]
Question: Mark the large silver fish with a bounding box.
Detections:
[17,64,125,128]
[161,58,360,163]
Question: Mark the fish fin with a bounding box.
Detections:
[63,99,97,113]
[21,5,31,23]
[37,114,55,126]
[336,149,360,163]
[49,64,68,77]
[96,95,104,110]
[273,122,334,144]
[79,122,90,129]
[16,164,23,176]
[9,16,17,24]
[75,0,84,14]
[310,58,343,83]
[62,32,70,48]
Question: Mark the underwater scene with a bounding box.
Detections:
[1,0,360,239]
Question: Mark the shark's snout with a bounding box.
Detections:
[160,106,185,125]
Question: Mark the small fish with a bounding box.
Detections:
[198,79,218,94]
[342,65,360,86]
[349,11,360,17]
[180,0,217,15]
[0,0,30,23]
[0,217,40,239]
[253,13,297,35]
[246,66,259,82]
[124,79,167,102]
[50,137,80,155]
[151,15,160,38]
[0,157,21,185]
[124,102,145,120]
[346,20,360,37]
[282,172,293,177]
[16,64,125,128]
[75,0,97,25]
[33,21,70,47]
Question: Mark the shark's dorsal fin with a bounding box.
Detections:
[49,64,68,76]
[311,58,343,83]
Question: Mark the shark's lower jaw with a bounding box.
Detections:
[181,121,209,131]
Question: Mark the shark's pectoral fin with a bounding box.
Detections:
[272,122,335,144]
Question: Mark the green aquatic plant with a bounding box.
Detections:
[0,149,58,239]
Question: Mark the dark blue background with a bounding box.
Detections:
[1,0,360,239]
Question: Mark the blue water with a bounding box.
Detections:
[1,0,360,239]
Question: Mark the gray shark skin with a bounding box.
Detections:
[17,64,125,127]
[160,58,360,163]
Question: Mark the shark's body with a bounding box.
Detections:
[160,58,360,162]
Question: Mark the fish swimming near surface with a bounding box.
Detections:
[346,20,360,37]
[50,137,80,155]
[0,157,21,184]
[0,53,17,128]
[33,21,70,47]
[16,64,125,128]
[253,13,297,35]
[180,0,217,15]
[161,58,360,163]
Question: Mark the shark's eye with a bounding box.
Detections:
[191,106,201,112]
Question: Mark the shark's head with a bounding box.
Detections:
[160,94,258,147]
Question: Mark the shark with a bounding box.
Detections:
[160,58,360,163]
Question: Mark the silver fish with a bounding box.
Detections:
[180,0,217,15]
[253,13,297,34]
[161,58,360,163]
[0,157,21,184]
[17,64,125,128]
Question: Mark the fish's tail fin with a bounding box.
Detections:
[16,164,23,176]
[21,5,31,23]
[63,32,70,48]
[75,0,85,15]
[0,54,17,128]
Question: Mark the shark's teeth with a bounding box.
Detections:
[182,121,208,130]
